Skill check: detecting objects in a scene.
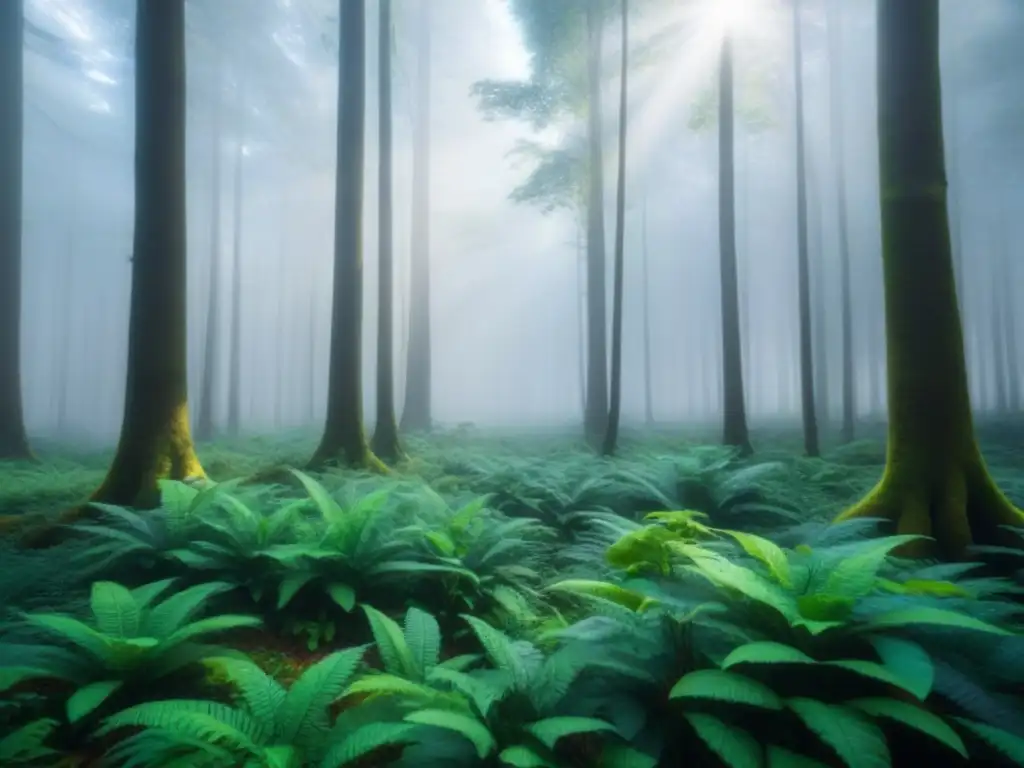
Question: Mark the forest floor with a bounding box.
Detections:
[1,419,1023,767]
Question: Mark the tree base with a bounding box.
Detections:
[834,454,1024,560]
[307,441,389,475]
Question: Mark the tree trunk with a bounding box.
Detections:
[583,3,609,449]
[227,96,245,438]
[792,0,819,457]
[195,58,224,443]
[991,250,1008,413]
[1000,221,1020,412]
[826,0,856,444]
[92,0,204,506]
[274,194,288,430]
[400,0,433,434]
[56,223,73,432]
[809,156,829,426]
[718,34,752,454]
[641,194,654,427]
[601,0,628,457]
[307,283,316,425]
[371,0,402,461]
[0,0,31,461]
[576,218,586,419]
[834,0,1024,559]
[309,0,383,471]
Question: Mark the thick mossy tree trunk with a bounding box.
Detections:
[0,0,31,462]
[93,0,204,507]
[400,0,433,435]
[792,0,819,457]
[195,55,224,443]
[601,0,628,457]
[827,0,856,444]
[309,0,383,472]
[834,0,1024,559]
[583,3,609,450]
[717,34,752,455]
[371,0,402,462]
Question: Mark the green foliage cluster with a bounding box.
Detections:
[0,433,1021,766]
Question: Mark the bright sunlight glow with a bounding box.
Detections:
[705,0,759,37]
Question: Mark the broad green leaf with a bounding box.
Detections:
[721,530,792,587]
[848,698,967,757]
[405,709,496,759]
[277,572,317,610]
[684,712,761,768]
[670,669,782,709]
[91,581,141,638]
[499,745,556,767]
[67,680,123,723]
[823,535,925,599]
[766,745,830,767]
[404,607,442,678]
[952,717,1024,765]
[867,637,934,700]
[861,606,1012,636]
[721,642,815,669]
[546,580,654,612]
[823,660,923,698]
[787,698,889,768]
[328,583,356,612]
[526,716,616,749]
[362,605,416,678]
[322,722,419,768]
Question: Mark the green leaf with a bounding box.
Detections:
[328,583,357,612]
[796,594,856,623]
[404,606,441,679]
[546,579,655,612]
[404,709,496,759]
[868,637,934,701]
[721,642,815,669]
[277,572,317,610]
[669,669,782,709]
[823,535,926,598]
[526,716,616,749]
[765,745,830,767]
[721,531,792,587]
[90,581,141,638]
[67,680,123,723]
[499,745,555,767]
[599,745,659,768]
[848,698,967,757]
[786,698,889,768]
[278,646,367,744]
[684,712,761,768]
[823,660,924,698]
[362,605,416,678]
[860,606,1013,636]
[952,717,1024,764]
[322,722,419,768]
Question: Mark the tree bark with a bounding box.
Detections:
[827,0,856,444]
[400,0,433,434]
[641,194,654,427]
[583,3,609,450]
[0,0,31,461]
[792,0,819,457]
[371,0,402,461]
[227,91,245,438]
[717,34,752,455]
[195,55,224,443]
[602,0,629,457]
[309,0,383,471]
[92,0,204,507]
[834,0,1024,559]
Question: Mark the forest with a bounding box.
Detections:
[0,0,1023,766]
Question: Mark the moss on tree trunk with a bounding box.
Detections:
[833,0,1024,559]
[92,0,204,508]
[309,0,384,474]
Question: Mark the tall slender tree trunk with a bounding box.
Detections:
[718,34,752,455]
[274,194,288,430]
[372,0,402,461]
[0,0,31,461]
[792,0,818,456]
[827,0,856,443]
[584,3,609,449]
[1001,221,1020,412]
[92,0,204,506]
[56,223,73,432]
[641,194,654,427]
[575,219,586,418]
[195,59,224,442]
[991,237,1008,413]
[400,0,433,434]
[227,102,245,438]
[602,0,629,457]
[809,157,829,425]
[309,0,382,471]
[738,131,752,407]
[834,0,1024,559]
[307,284,316,425]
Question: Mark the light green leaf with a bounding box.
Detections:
[684,712,761,768]
[328,583,357,612]
[404,709,496,759]
[861,606,1012,636]
[526,716,616,749]
[848,698,967,757]
[499,745,555,767]
[67,680,123,723]
[90,581,141,638]
[787,698,889,768]
[277,572,317,610]
[868,637,934,701]
[669,669,782,709]
[546,580,655,612]
[721,531,792,587]
[721,642,815,669]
